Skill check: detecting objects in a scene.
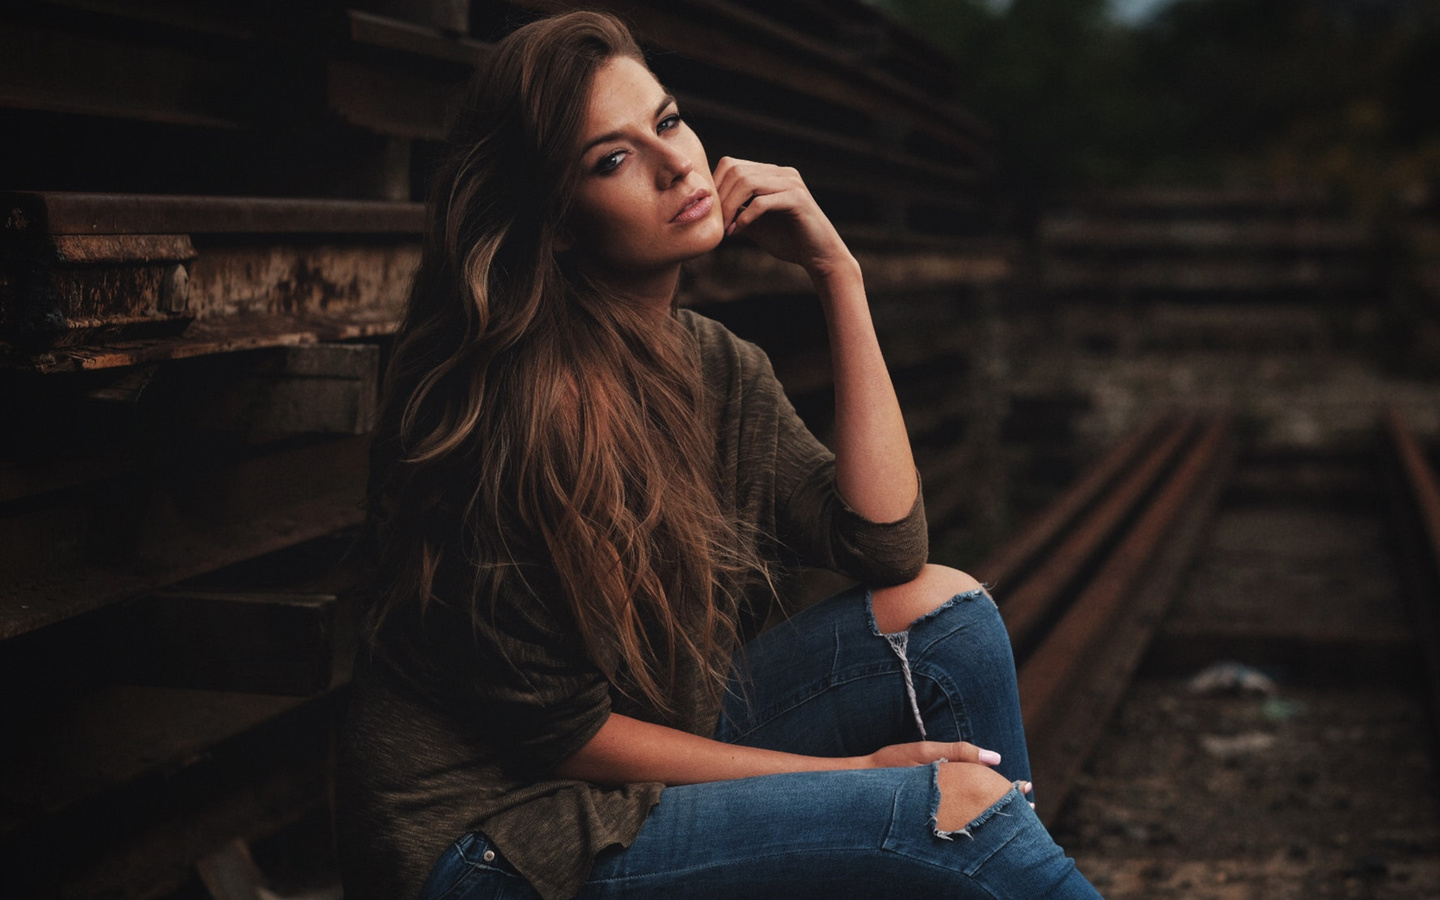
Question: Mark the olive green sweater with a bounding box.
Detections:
[338,310,928,900]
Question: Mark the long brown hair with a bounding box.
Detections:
[368,12,761,711]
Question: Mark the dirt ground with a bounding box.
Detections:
[1052,676,1440,899]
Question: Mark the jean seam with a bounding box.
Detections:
[587,847,886,885]
[430,835,519,900]
[452,833,481,865]
[898,858,1007,900]
[964,822,1025,881]
[427,850,482,900]
[732,594,993,742]
[909,664,969,742]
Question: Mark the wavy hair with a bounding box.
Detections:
[367,11,763,712]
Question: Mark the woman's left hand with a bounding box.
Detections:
[713,157,852,278]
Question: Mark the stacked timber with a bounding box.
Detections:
[994,187,1384,505]
[1037,187,1375,353]
[1041,188,1371,298]
[0,1,1006,896]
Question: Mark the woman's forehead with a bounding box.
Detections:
[582,57,668,140]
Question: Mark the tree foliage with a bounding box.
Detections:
[876,0,1440,210]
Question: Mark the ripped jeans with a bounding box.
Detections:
[418,585,1103,899]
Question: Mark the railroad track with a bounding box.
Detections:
[978,411,1236,822]
[975,404,1440,837]
[1030,408,1440,896]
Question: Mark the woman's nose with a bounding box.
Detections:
[654,143,693,188]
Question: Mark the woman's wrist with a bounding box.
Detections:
[808,255,864,317]
[805,247,861,291]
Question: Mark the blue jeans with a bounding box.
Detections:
[419,585,1103,899]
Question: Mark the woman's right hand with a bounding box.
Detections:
[860,740,1004,770]
[859,742,1036,813]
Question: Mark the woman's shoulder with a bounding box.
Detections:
[675,308,777,385]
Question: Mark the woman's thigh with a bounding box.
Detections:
[424,766,1099,900]
[717,582,1031,783]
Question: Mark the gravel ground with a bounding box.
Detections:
[1052,677,1440,899]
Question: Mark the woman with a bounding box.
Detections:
[340,11,1102,900]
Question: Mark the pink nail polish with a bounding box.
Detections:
[978,749,1002,765]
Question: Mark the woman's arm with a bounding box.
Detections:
[712,158,917,523]
[553,712,999,786]
[813,259,918,522]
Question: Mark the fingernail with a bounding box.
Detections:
[1029,802,1036,810]
[977,749,1002,765]
[1021,781,1033,794]
[725,222,735,236]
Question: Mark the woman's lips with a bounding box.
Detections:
[671,191,713,224]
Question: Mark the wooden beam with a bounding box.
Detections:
[2,193,424,236]
[679,93,981,192]
[346,9,490,66]
[185,344,380,438]
[2,193,420,363]
[1,685,342,898]
[0,435,368,641]
[0,19,247,129]
[125,591,336,696]
[1042,258,1370,294]
[682,243,1011,305]
[509,0,988,151]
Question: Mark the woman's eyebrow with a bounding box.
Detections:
[580,94,676,156]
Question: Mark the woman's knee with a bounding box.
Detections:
[934,761,1015,832]
[872,563,984,634]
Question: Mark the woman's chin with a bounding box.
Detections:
[687,218,727,257]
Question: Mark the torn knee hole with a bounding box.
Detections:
[933,763,1015,838]
[871,565,984,633]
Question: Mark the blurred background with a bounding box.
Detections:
[878,0,1440,220]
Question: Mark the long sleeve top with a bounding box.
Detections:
[337,309,928,900]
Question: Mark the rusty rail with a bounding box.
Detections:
[997,414,1199,658]
[976,415,1171,591]
[981,412,1234,822]
[1380,406,1440,724]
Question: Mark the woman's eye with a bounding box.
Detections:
[658,113,682,133]
[595,150,626,175]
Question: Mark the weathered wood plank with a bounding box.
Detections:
[1,685,342,898]
[126,590,337,696]
[0,436,368,641]
[188,344,380,438]
[508,0,988,150]
[2,193,424,236]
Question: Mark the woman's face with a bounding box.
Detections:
[566,56,725,299]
